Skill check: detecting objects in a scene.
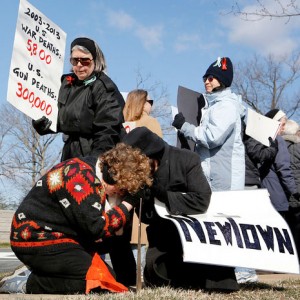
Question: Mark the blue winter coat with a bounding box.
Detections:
[180,88,246,191]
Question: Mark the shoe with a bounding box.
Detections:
[235,267,258,284]
[0,265,30,294]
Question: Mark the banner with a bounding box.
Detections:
[155,189,300,274]
[7,0,66,131]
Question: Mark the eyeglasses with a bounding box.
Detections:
[203,75,214,83]
[70,57,93,66]
[147,100,154,106]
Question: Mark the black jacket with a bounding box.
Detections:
[57,72,125,160]
[244,135,277,186]
[142,143,211,225]
[284,135,300,193]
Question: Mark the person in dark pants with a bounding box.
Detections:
[122,127,240,292]
[1,144,152,294]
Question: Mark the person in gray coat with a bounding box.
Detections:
[282,119,300,259]
[260,110,300,218]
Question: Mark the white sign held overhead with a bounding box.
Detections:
[7,0,67,132]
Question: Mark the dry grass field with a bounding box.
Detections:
[0,276,300,300]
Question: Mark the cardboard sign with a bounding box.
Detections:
[155,189,300,274]
[7,0,66,131]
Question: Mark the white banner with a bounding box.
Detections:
[155,189,300,274]
[7,0,66,132]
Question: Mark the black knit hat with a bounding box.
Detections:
[71,37,97,60]
[121,127,165,160]
[265,109,286,120]
[203,57,233,87]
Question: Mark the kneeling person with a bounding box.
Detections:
[2,143,152,295]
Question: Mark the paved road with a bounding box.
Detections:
[0,249,22,274]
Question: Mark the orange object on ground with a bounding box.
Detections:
[86,253,128,294]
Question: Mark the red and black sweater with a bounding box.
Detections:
[10,157,130,254]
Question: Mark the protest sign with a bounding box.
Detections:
[122,121,136,133]
[7,0,66,131]
[155,189,300,274]
[246,108,281,146]
[176,86,206,150]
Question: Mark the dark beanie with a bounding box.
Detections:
[265,109,286,120]
[203,57,233,87]
[121,127,165,160]
[71,37,97,60]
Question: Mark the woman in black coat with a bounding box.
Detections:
[122,127,240,292]
[32,37,125,161]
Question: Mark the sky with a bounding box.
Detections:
[2,0,300,111]
[1,0,300,204]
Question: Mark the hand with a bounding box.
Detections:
[151,180,168,204]
[32,116,52,135]
[268,137,278,152]
[290,193,300,208]
[172,112,185,130]
[123,187,151,208]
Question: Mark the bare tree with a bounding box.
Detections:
[230,0,300,21]
[134,68,176,144]
[0,103,62,203]
[232,52,300,120]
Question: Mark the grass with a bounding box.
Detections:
[0,277,300,299]
[1,243,299,299]
[0,243,10,248]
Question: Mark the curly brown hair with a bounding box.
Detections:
[99,143,153,194]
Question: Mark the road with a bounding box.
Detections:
[0,248,23,274]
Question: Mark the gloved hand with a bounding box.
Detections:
[123,187,152,208]
[268,137,278,152]
[292,192,300,201]
[151,180,168,204]
[32,116,52,135]
[290,192,300,208]
[172,112,185,130]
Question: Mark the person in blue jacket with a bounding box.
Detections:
[172,57,246,191]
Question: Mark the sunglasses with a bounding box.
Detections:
[147,100,154,106]
[70,57,93,66]
[203,75,214,83]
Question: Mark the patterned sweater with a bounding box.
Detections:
[10,157,130,254]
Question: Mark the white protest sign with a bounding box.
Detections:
[155,189,300,274]
[7,0,66,132]
[122,121,137,134]
[246,108,281,146]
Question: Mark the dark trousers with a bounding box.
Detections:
[16,236,136,294]
[144,220,239,292]
[18,246,94,294]
[286,207,300,260]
